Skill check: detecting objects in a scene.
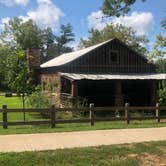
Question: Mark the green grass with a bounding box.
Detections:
[1,140,166,166]
[0,96,23,108]
[0,96,45,122]
[0,120,166,135]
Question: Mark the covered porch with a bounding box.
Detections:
[60,73,166,107]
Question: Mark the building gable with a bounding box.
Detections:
[63,39,156,73]
[41,38,156,74]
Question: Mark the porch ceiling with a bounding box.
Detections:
[60,73,166,81]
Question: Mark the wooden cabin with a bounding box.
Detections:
[28,38,166,107]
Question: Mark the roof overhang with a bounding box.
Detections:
[60,73,166,81]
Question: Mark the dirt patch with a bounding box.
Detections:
[138,153,166,166]
[128,153,138,158]
[160,146,166,153]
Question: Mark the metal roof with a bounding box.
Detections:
[60,73,166,81]
[40,39,113,68]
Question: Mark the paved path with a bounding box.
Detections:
[0,127,166,152]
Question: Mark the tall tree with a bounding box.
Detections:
[0,45,12,90]
[150,16,166,61]
[41,27,56,63]
[0,18,44,49]
[6,49,35,120]
[42,23,75,62]
[55,23,75,55]
[79,24,149,56]
[102,0,146,17]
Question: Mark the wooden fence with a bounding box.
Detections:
[0,103,166,129]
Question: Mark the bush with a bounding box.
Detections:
[5,92,12,97]
[159,81,166,106]
[26,86,51,108]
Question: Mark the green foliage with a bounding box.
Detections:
[6,49,34,95]
[155,59,166,73]
[150,34,166,60]
[5,49,35,110]
[1,18,44,49]
[161,17,166,30]
[40,23,75,63]
[0,17,75,64]
[102,0,146,17]
[79,24,149,56]
[158,81,166,106]
[26,86,51,108]
[0,45,12,90]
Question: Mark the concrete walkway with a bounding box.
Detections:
[0,127,166,152]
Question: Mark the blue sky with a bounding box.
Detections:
[0,0,165,49]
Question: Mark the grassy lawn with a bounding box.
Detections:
[0,96,23,108]
[1,140,166,166]
[0,96,45,122]
[0,120,166,135]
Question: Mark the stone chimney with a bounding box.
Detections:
[26,48,41,69]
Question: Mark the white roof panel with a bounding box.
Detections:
[60,73,166,80]
[40,39,113,68]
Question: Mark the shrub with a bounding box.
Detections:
[26,86,51,108]
[5,92,13,97]
[159,81,166,106]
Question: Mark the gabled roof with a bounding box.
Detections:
[40,39,114,68]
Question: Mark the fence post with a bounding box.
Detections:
[156,103,160,123]
[2,105,7,129]
[125,103,130,124]
[50,105,56,128]
[89,103,95,126]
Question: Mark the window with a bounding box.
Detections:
[110,51,118,63]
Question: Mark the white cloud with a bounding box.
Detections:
[0,0,29,6]
[20,0,64,31]
[87,11,109,31]
[87,11,154,35]
[112,12,154,35]
[0,17,10,30]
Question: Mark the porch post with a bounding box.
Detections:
[151,80,157,105]
[71,81,78,97]
[115,81,123,106]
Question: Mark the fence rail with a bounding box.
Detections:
[0,103,166,129]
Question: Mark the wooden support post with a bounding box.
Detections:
[125,103,130,124]
[2,105,7,129]
[50,105,56,128]
[90,103,95,126]
[115,81,123,106]
[151,81,157,105]
[71,81,78,97]
[156,103,160,123]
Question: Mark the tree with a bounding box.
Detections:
[0,45,11,90]
[161,17,166,29]
[0,17,75,63]
[55,23,75,55]
[6,49,35,120]
[102,0,146,17]
[79,24,149,56]
[41,23,75,62]
[41,27,56,63]
[149,15,166,61]
[1,18,44,49]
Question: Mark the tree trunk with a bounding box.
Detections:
[22,94,25,121]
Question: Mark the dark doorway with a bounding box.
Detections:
[77,80,115,106]
[122,81,151,106]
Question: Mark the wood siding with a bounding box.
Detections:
[41,39,156,74]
